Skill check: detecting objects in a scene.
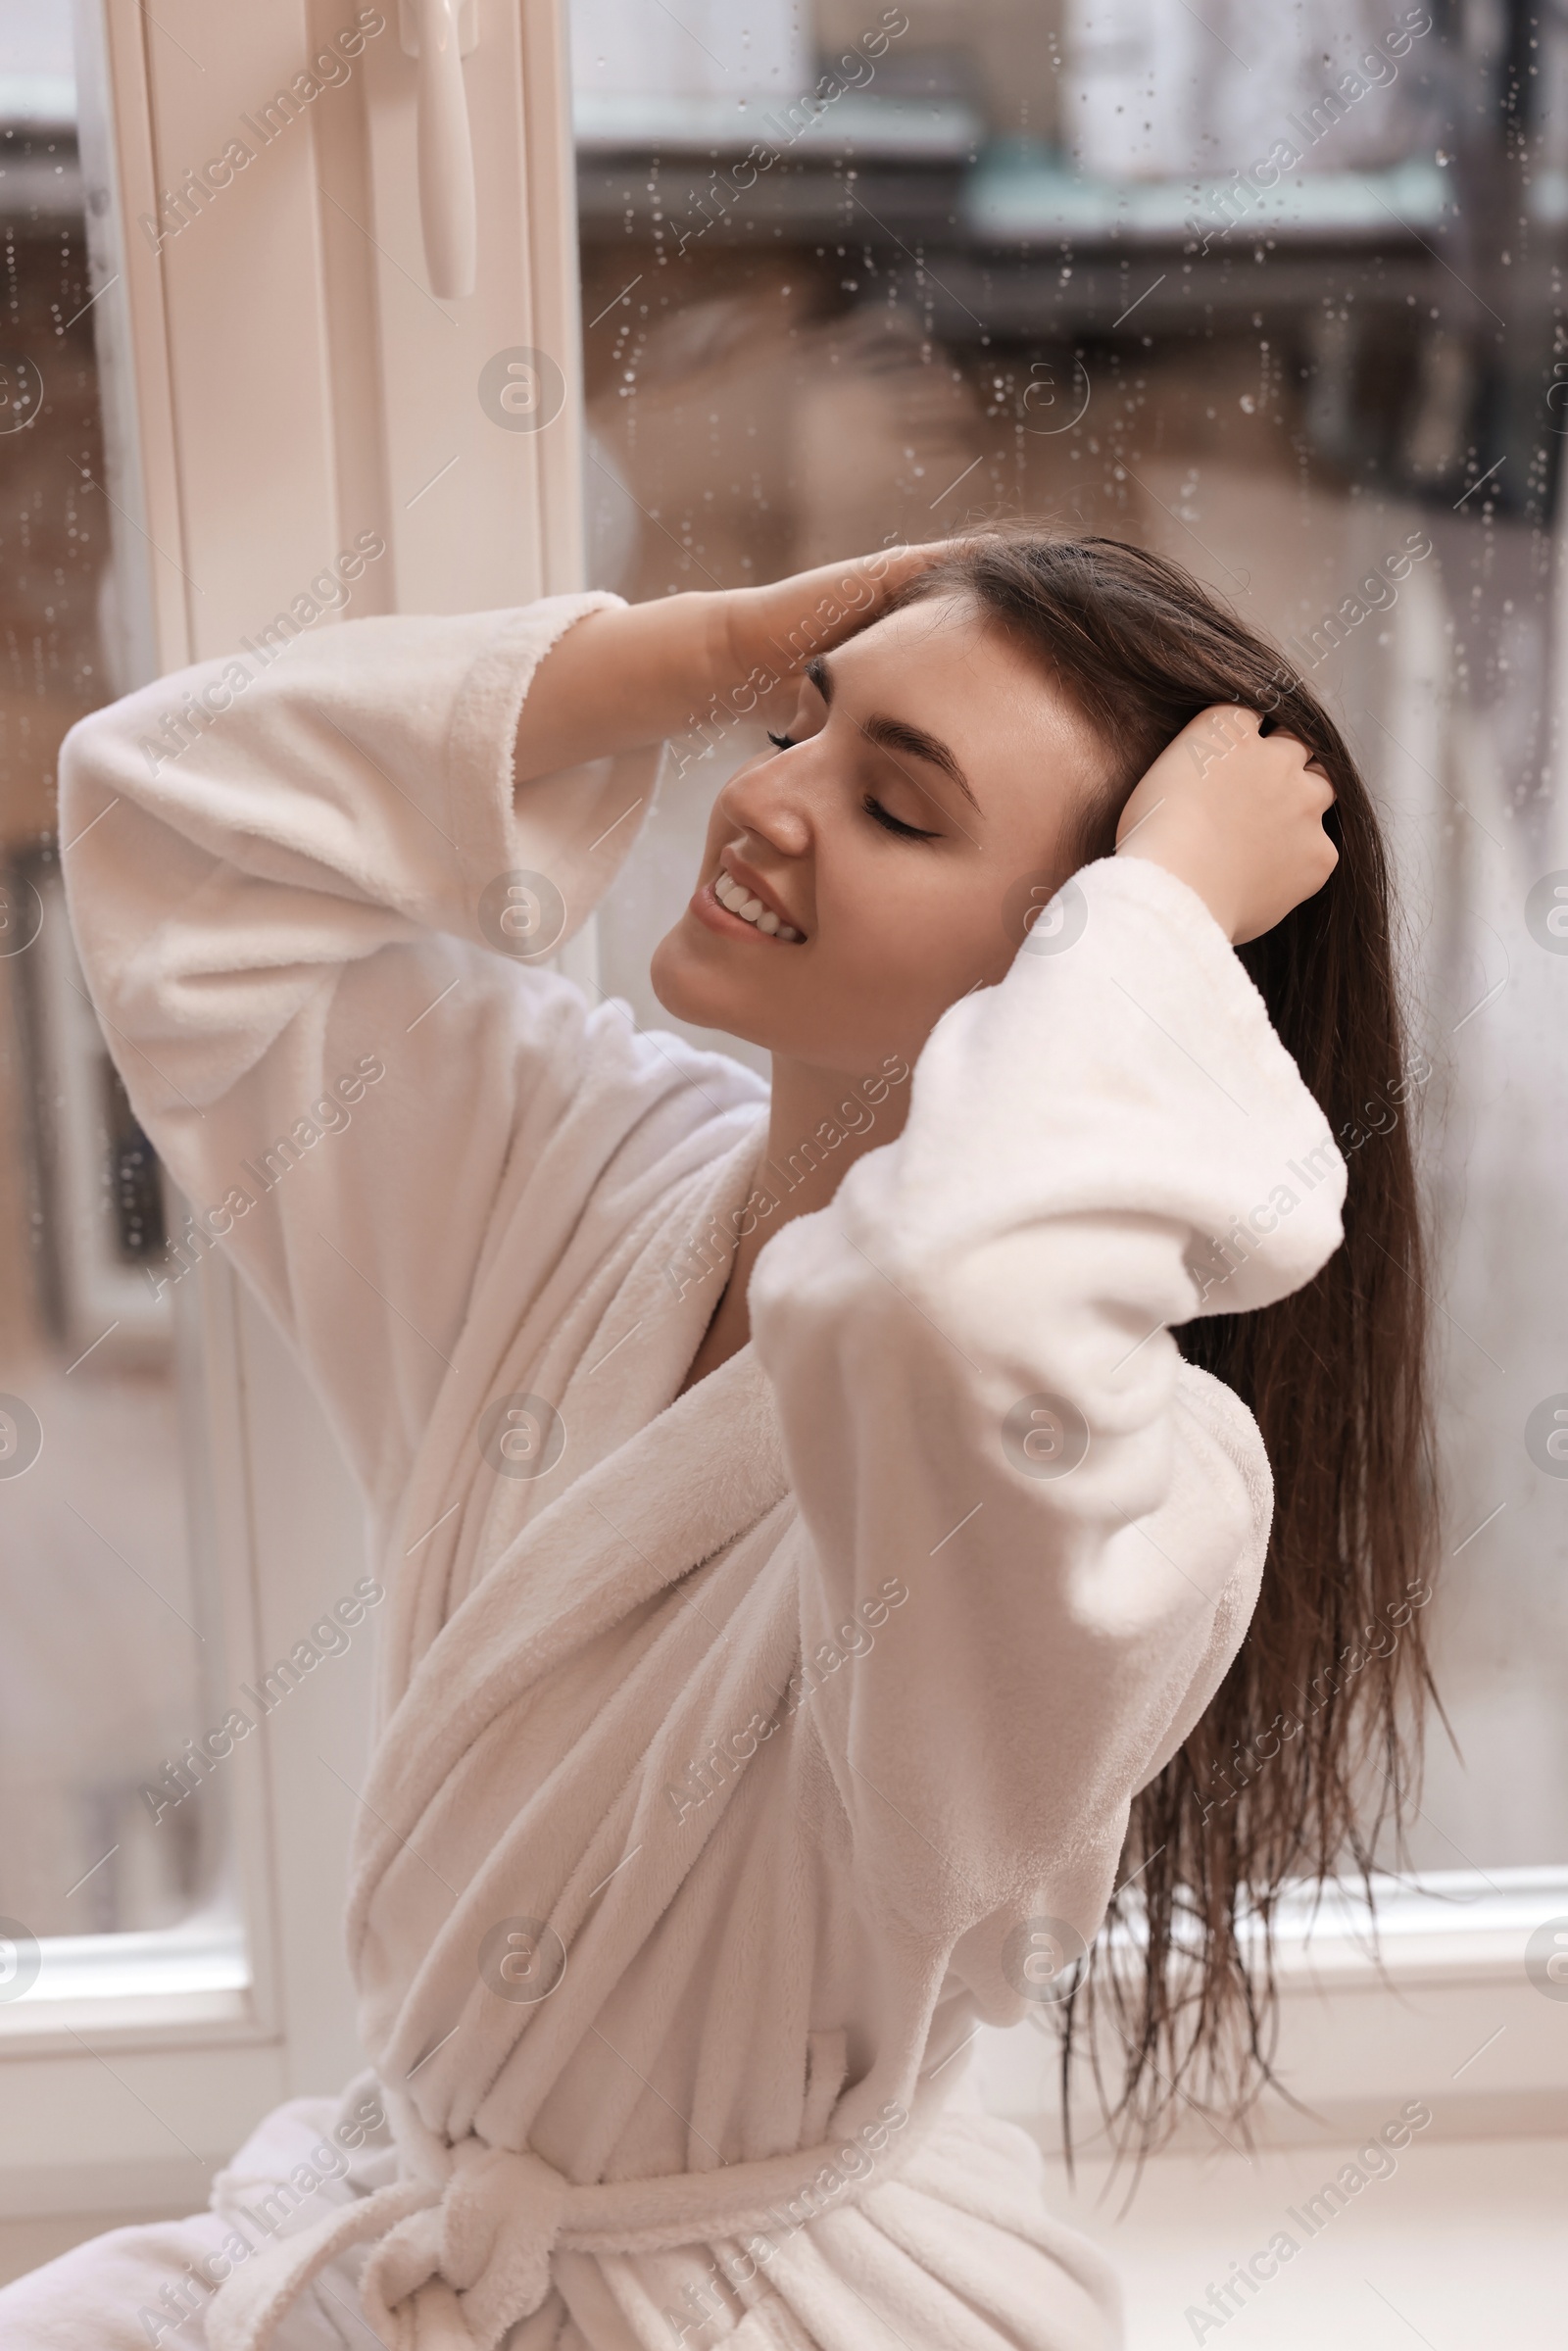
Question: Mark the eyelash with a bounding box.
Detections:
[862,795,941,842]
[765,731,941,843]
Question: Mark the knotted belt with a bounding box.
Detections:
[205,2075,950,2351]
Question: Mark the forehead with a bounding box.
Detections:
[830,589,1107,774]
[835,586,1006,674]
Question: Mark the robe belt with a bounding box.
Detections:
[205,2076,949,2351]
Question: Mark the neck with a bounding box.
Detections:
[756,1051,910,1222]
[678,1051,912,1392]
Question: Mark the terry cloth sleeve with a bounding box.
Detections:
[746,852,1348,1975]
[57,593,658,1516]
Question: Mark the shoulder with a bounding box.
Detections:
[585,998,768,1122]
[513,983,768,1196]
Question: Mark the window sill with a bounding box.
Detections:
[975,1867,1568,2152]
[0,1906,257,2052]
[1257,1862,1568,1989]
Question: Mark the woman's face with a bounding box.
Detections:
[650,591,1115,1072]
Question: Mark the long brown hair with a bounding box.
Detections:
[890,533,1440,2159]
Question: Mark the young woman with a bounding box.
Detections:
[8,533,1434,2351]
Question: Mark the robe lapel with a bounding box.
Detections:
[357,1337,789,1869]
[375,1111,770,1713]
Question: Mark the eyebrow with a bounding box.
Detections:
[806,655,982,814]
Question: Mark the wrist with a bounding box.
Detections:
[710,580,808,701]
[1114,829,1242,944]
[625,590,737,729]
[695,589,744,700]
[514,590,731,788]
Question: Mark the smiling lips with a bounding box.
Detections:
[710,865,804,943]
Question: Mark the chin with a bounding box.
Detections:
[648,913,910,1073]
[649,920,746,1035]
[650,919,803,1057]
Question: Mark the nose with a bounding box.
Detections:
[715,744,813,858]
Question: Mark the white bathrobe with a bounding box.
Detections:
[8,592,1346,2351]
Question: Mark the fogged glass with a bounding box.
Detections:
[0,0,221,1939]
[570,0,1568,1870]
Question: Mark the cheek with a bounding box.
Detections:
[817,856,1010,1019]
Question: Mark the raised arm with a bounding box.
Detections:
[747,849,1347,1975]
[57,595,680,1516]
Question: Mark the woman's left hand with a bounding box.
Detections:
[1113,705,1339,945]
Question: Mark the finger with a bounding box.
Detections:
[844,541,955,605]
[1266,735,1335,799]
[1292,753,1336,806]
[785,542,955,645]
[1190,702,1262,743]
[879,538,957,576]
[1170,703,1255,775]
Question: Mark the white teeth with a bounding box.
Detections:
[712,869,802,941]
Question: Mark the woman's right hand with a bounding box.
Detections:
[514,543,957,792]
[708,541,958,699]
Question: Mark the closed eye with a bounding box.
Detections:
[769,729,942,840]
[863,794,942,843]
